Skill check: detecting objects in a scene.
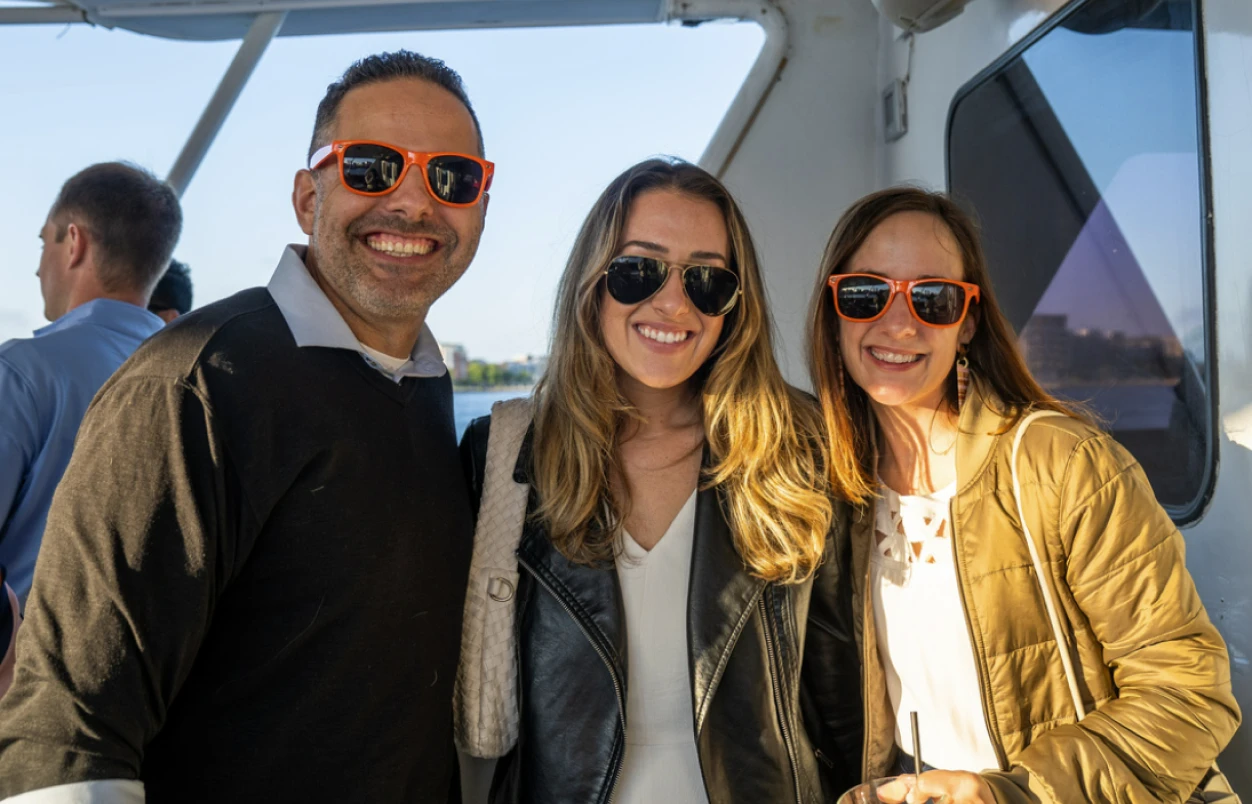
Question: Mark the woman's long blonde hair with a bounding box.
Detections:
[532,158,832,584]
[807,187,1088,504]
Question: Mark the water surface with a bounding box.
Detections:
[453,389,531,441]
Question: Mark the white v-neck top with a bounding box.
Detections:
[870,481,1000,772]
[614,489,708,804]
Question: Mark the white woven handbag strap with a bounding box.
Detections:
[470,397,532,583]
[454,397,532,757]
[1010,409,1088,721]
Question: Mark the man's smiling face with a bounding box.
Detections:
[294,77,487,334]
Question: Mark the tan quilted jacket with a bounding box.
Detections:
[852,380,1240,802]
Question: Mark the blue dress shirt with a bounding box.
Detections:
[0,299,164,603]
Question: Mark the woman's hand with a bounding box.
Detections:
[874,770,995,804]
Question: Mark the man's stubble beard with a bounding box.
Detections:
[314,209,483,321]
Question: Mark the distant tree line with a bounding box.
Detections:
[454,360,535,390]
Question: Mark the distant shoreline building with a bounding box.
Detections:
[1019,314,1070,384]
[438,344,547,389]
[439,342,469,381]
[1019,314,1184,387]
[504,353,548,382]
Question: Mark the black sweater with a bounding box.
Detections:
[0,288,474,802]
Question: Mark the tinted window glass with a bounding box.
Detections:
[948,0,1209,516]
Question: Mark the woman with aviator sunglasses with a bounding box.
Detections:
[455,158,862,804]
[807,187,1238,803]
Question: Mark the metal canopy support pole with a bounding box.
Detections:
[666,0,789,179]
[166,10,286,197]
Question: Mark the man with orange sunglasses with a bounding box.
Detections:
[0,51,491,804]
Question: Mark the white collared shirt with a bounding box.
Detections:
[266,245,447,382]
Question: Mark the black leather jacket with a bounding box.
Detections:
[462,418,862,804]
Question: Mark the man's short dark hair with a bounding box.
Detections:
[148,259,193,315]
[50,162,182,295]
[308,50,484,160]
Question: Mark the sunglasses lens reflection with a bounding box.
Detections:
[606,256,667,305]
[427,155,486,205]
[912,281,965,326]
[682,265,740,317]
[606,258,740,317]
[342,143,405,194]
[338,146,486,205]
[836,276,892,320]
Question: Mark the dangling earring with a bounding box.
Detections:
[956,346,970,409]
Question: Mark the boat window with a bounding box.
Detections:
[947,0,1211,520]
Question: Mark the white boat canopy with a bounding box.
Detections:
[0,0,785,194]
[0,0,683,41]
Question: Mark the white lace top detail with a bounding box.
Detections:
[870,480,1001,773]
[874,480,955,575]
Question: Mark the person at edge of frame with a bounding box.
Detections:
[456,157,863,804]
[0,163,180,701]
[147,258,194,323]
[0,49,493,804]
[0,163,180,608]
[807,186,1240,804]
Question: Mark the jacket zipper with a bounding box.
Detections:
[760,589,802,804]
[860,536,874,782]
[947,500,1010,770]
[517,555,626,803]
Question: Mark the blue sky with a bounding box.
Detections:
[0,18,762,360]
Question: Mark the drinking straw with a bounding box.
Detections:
[910,710,923,778]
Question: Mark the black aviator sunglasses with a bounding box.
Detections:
[602,255,742,318]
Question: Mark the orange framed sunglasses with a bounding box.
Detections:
[309,139,494,207]
[828,273,980,329]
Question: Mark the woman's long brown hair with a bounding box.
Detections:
[532,157,832,584]
[806,186,1086,503]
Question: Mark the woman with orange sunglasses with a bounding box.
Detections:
[807,187,1239,804]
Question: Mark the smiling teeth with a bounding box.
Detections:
[871,348,921,364]
[366,235,435,256]
[639,326,689,344]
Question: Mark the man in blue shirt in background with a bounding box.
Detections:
[0,162,182,604]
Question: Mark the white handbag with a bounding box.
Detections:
[1010,411,1239,803]
[453,397,533,758]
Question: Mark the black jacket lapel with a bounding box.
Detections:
[687,485,767,735]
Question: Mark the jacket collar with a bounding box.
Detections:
[267,244,447,379]
[688,485,767,733]
[863,375,1007,495]
[516,520,629,681]
[513,426,625,677]
[513,429,765,732]
[35,298,163,341]
[954,377,1014,496]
